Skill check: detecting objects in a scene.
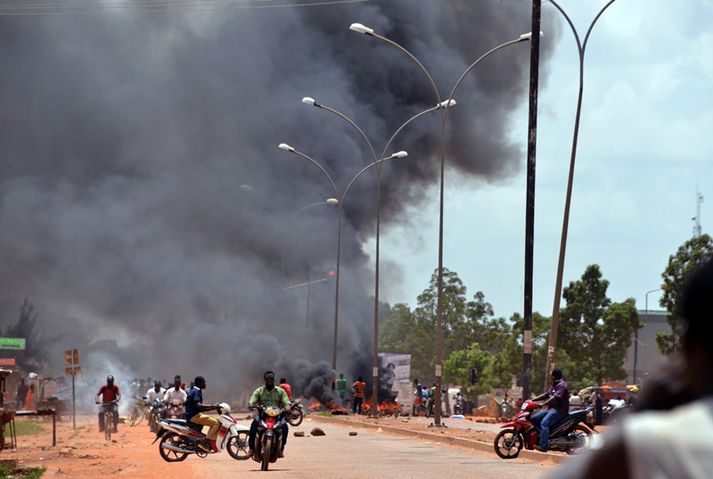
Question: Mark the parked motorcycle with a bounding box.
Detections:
[253,405,288,471]
[153,403,250,462]
[494,399,595,459]
[166,399,185,419]
[287,399,304,427]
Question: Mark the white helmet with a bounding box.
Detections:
[218,402,231,414]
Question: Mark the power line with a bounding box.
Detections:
[0,0,368,16]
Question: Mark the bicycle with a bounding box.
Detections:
[98,400,118,441]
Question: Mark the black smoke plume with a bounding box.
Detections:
[0,0,559,401]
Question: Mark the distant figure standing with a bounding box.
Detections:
[336,374,347,406]
[279,378,293,401]
[590,388,603,426]
[352,377,366,415]
[16,378,28,409]
[413,379,423,415]
[24,385,36,410]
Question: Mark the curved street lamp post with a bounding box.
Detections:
[278,143,408,372]
[299,99,453,414]
[350,22,533,425]
[544,0,618,390]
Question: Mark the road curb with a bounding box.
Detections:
[310,415,568,465]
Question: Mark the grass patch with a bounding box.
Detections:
[4,421,44,437]
[0,465,45,479]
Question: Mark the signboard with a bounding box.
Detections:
[379,353,411,391]
[0,338,26,350]
[0,358,16,366]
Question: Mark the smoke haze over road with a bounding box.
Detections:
[0,0,558,399]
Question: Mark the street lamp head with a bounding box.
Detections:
[278,143,294,152]
[349,23,374,35]
[302,97,318,107]
[389,151,408,159]
[326,198,340,206]
[438,99,457,108]
[519,31,544,42]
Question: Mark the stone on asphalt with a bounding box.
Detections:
[294,431,305,437]
[349,431,357,436]
[310,427,326,436]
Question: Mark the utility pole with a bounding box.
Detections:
[523,0,542,401]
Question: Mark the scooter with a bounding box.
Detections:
[253,405,288,471]
[153,403,251,462]
[493,399,595,459]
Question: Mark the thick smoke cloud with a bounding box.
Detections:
[0,0,559,401]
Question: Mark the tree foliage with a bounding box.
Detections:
[657,234,713,355]
[2,299,50,372]
[558,265,640,386]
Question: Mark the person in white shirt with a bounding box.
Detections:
[146,380,165,406]
[164,375,187,404]
[549,257,713,479]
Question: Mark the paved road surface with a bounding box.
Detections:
[191,419,556,478]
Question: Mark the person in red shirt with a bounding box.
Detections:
[96,375,121,433]
[352,377,366,415]
[279,378,293,401]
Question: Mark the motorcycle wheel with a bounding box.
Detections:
[261,436,272,471]
[159,433,190,462]
[494,429,524,459]
[227,432,250,460]
[567,425,593,454]
[288,408,304,427]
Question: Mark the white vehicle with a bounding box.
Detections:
[153,403,250,462]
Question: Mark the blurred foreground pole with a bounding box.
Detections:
[523,0,541,400]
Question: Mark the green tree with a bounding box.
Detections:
[657,234,713,355]
[2,299,50,372]
[443,343,492,395]
[558,265,640,386]
[488,312,551,393]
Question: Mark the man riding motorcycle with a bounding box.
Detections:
[185,376,222,453]
[96,375,121,433]
[146,380,166,426]
[530,368,570,452]
[164,375,187,408]
[248,371,290,458]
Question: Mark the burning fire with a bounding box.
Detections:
[307,401,350,415]
[362,401,400,415]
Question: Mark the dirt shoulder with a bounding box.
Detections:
[2,415,207,478]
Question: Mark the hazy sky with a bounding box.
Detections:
[375,0,713,317]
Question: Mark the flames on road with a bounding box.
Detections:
[308,400,400,416]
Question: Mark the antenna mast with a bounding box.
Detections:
[693,188,704,237]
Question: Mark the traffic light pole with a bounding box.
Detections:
[72,371,76,429]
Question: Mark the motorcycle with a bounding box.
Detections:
[253,405,288,471]
[494,399,595,459]
[287,399,304,427]
[149,399,167,433]
[153,402,250,462]
[167,399,185,419]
